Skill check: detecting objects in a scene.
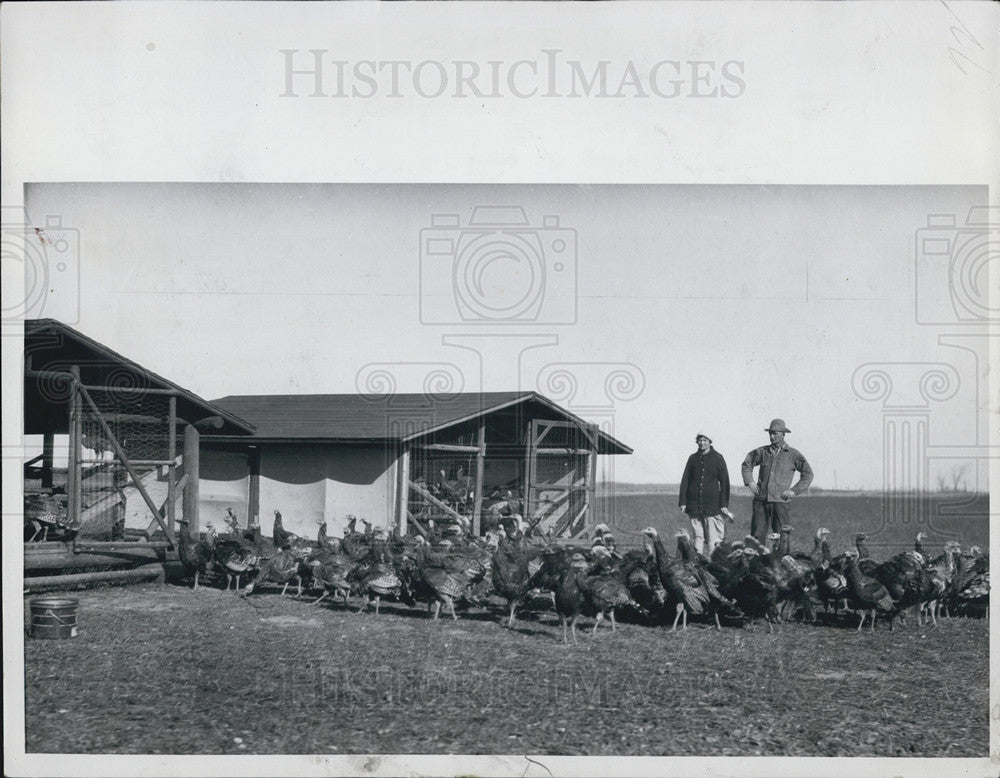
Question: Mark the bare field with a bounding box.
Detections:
[597,492,990,556]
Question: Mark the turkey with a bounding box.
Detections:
[870,543,927,621]
[223,507,241,535]
[175,518,215,590]
[642,527,731,631]
[244,521,277,559]
[854,533,879,576]
[616,546,663,619]
[398,537,487,620]
[675,530,743,627]
[309,550,356,609]
[591,523,612,542]
[946,546,989,618]
[243,549,307,598]
[538,547,634,643]
[24,492,77,543]
[843,549,896,631]
[271,509,293,551]
[316,518,342,554]
[490,531,549,627]
[774,526,821,622]
[341,519,373,561]
[213,534,260,592]
[813,529,849,616]
[727,534,784,632]
[915,541,959,626]
[348,538,402,615]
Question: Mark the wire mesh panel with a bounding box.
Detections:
[77,387,174,541]
[531,453,590,537]
[408,449,478,532]
[527,419,597,538]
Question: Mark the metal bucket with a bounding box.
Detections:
[29,597,79,639]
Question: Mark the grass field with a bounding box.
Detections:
[596,492,990,557]
[24,587,989,755]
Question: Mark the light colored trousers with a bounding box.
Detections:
[690,515,726,556]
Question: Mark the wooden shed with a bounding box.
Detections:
[206,392,632,541]
[22,319,632,581]
[22,319,255,585]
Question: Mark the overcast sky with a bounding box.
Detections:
[23,183,987,490]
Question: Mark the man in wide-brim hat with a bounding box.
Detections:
[740,419,814,544]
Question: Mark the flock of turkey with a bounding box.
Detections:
[176,512,990,643]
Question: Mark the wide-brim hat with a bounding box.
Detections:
[765,418,791,433]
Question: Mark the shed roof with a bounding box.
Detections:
[24,319,255,436]
[211,391,632,454]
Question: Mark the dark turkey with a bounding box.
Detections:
[843,550,896,631]
[491,532,549,626]
[243,549,306,598]
[176,518,214,590]
[213,535,260,592]
[539,547,634,643]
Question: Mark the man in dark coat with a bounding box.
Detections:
[741,418,814,544]
[679,433,733,556]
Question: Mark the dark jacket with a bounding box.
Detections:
[679,448,730,518]
[741,443,813,503]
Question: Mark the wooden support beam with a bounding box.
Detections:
[80,384,180,396]
[24,540,176,553]
[412,443,481,453]
[24,564,166,593]
[67,366,81,537]
[167,396,177,535]
[587,428,598,527]
[247,447,261,528]
[395,446,410,535]
[41,433,54,488]
[405,510,430,540]
[472,422,486,536]
[24,543,172,572]
[183,425,200,536]
[527,483,590,492]
[77,384,174,548]
[81,458,176,467]
[408,480,467,524]
[525,421,536,521]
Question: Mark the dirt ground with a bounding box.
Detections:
[22,581,989,756]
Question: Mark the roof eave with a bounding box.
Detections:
[25,319,257,435]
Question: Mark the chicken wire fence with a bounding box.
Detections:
[77,386,175,541]
[530,452,590,537]
[409,450,478,530]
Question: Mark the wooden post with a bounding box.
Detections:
[167,395,177,535]
[41,432,54,489]
[587,424,598,527]
[67,366,81,534]
[524,419,537,523]
[472,422,485,536]
[395,445,410,535]
[247,447,260,528]
[183,425,200,536]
